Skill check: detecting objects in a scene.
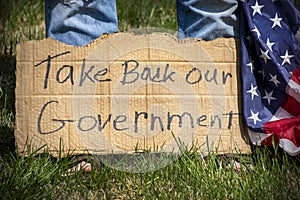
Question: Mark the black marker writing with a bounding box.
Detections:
[120,60,176,85]
[186,67,232,85]
[37,100,75,135]
[37,99,238,135]
[35,51,71,89]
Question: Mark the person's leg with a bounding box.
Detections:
[45,0,118,46]
[176,0,239,40]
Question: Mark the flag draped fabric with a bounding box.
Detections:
[240,0,300,155]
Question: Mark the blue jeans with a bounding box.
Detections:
[45,0,239,46]
[45,0,118,46]
[177,0,239,40]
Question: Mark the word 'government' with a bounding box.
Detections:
[38,100,239,135]
[35,52,233,89]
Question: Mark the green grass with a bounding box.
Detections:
[1,145,300,199]
[1,0,300,199]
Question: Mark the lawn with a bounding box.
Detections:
[1,0,300,199]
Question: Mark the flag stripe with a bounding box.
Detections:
[248,129,272,146]
[287,80,300,103]
[264,116,300,147]
[279,139,300,156]
[290,67,300,86]
[270,107,294,121]
[281,95,300,116]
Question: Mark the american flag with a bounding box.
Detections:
[240,0,300,155]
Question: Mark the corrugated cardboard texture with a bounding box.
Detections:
[16,33,251,156]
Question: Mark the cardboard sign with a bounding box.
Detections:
[16,33,250,156]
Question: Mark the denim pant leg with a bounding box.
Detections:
[45,0,118,46]
[177,0,239,40]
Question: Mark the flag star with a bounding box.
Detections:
[280,50,294,65]
[247,83,259,100]
[270,13,282,29]
[258,69,266,79]
[248,110,262,125]
[247,59,255,73]
[251,1,264,16]
[269,73,280,87]
[262,90,277,105]
[247,35,251,42]
[266,38,275,52]
[260,48,271,63]
[251,25,261,38]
